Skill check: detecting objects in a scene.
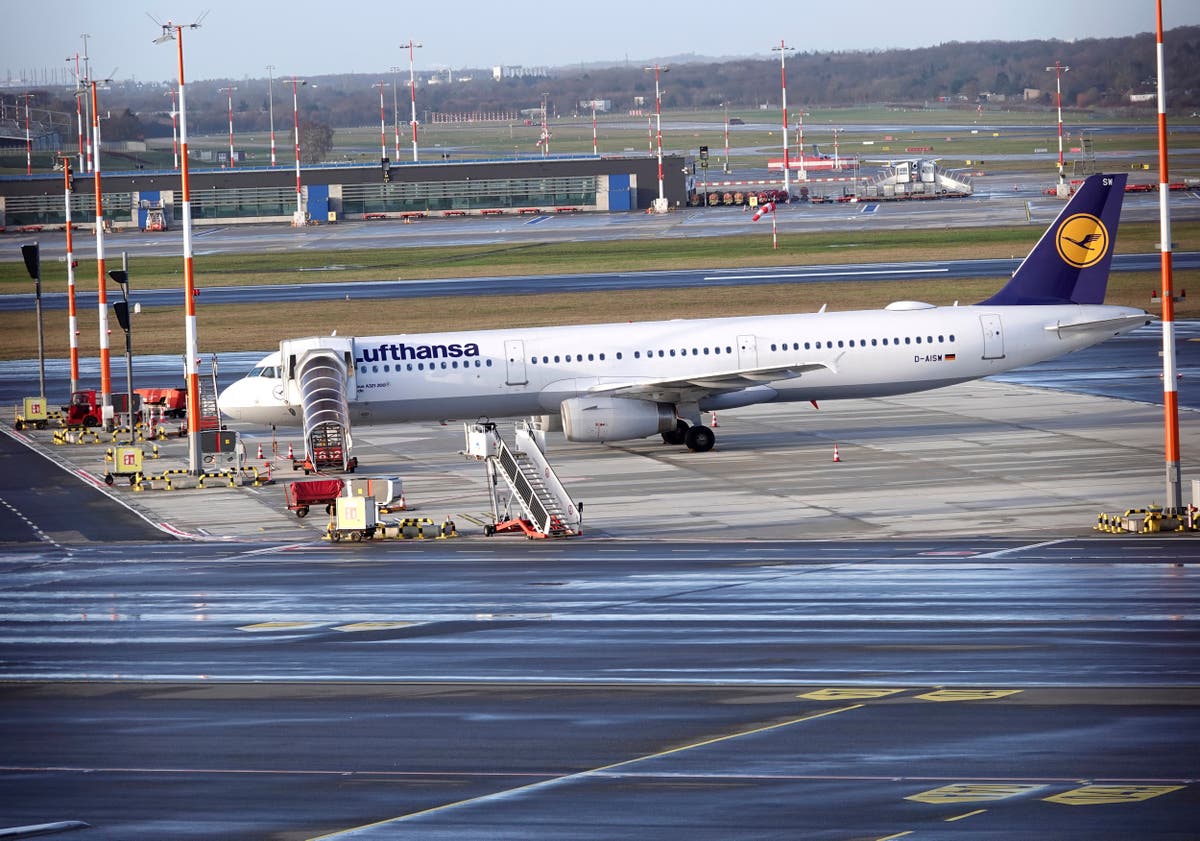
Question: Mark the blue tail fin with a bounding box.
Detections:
[980,173,1127,305]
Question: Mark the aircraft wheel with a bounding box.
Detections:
[661,419,688,446]
[684,425,716,453]
[296,507,309,518]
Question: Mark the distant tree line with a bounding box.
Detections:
[17,27,1199,150]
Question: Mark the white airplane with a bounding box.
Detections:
[219,173,1148,454]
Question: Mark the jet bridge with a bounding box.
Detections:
[280,337,358,473]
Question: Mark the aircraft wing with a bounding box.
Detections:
[588,360,837,401]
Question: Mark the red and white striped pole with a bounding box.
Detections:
[222,84,236,167]
[773,40,792,196]
[62,158,79,394]
[403,40,422,162]
[377,80,388,161]
[23,92,34,176]
[291,76,305,225]
[90,79,112,418]
[156,21,204,473]
[1155,0,1182,511]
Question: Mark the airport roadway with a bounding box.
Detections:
[2,251,1197,313]
[2,366,1199,839]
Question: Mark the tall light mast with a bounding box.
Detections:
[1046,61,1070,190]
[88,77,112,419]
[221,84,237,167]
[772,40,794,196]
[643,64,668,205]
[290,76,307,225]
[401,40,422,162]
[154,15,206,474]
[389,65,402,161]
[376,80,389,161]
[1154,0,1182,512]
[266,64,277,166]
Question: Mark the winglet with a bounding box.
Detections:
[979,173,1127,306]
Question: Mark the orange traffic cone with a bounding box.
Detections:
[832,443,841,463]
[286,443,294,460]
[256,443,264,459]
[710,411,719,428]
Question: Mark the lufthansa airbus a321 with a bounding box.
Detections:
[219,173,1149,453]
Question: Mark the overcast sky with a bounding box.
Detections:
[5,0,1199,86]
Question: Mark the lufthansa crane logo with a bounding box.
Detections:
[1055,213,1109,269]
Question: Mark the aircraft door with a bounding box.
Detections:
[504,339,528,386]
[979,314,1005,359]
[737,334,758,368]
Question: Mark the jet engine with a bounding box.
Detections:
[560,396,676,443]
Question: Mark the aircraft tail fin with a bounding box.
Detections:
[979,173,1127,306]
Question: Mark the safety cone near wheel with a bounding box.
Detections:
[832,443,841,463]
[256,443,264,459]
[286,443,294,460]
[710,411,719,428]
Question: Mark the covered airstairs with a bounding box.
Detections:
[862,159,973,198]
[280,337,358,473]
[465,421,582,538]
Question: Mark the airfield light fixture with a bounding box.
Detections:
[107,263,135,442]
[401,40,422,161]
[772,40,795,196]
[221,84,238,167]
[1045,62,1070,186]
[642,64,668,204]
[19,242,45,400]
[153,13,208,474]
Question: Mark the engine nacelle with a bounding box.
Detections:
[560,396,676,443]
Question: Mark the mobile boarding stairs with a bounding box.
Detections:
[465,421,583,539]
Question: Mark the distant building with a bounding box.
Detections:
[579,99,612,113]
[492,65,550,81]
[1023,88,1043,101]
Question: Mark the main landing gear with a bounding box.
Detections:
[661,419,716,453]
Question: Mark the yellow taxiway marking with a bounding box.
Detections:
[874,832,914,840]
[906,783,1046,804]
[237,622,323,632]
[333,622,416,632]
[945,808,988,822]
[799,688,907,701]
[309,704,865,838]
[1044,784,1185,806]
[914,688,1023,702]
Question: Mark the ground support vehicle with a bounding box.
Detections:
[284,477,345,518]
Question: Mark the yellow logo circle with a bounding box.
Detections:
[1055,213,1109,269]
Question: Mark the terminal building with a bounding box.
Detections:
[0,154,688,230]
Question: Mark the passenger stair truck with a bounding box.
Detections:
[279,337,359,474]
[465,421,582,538]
